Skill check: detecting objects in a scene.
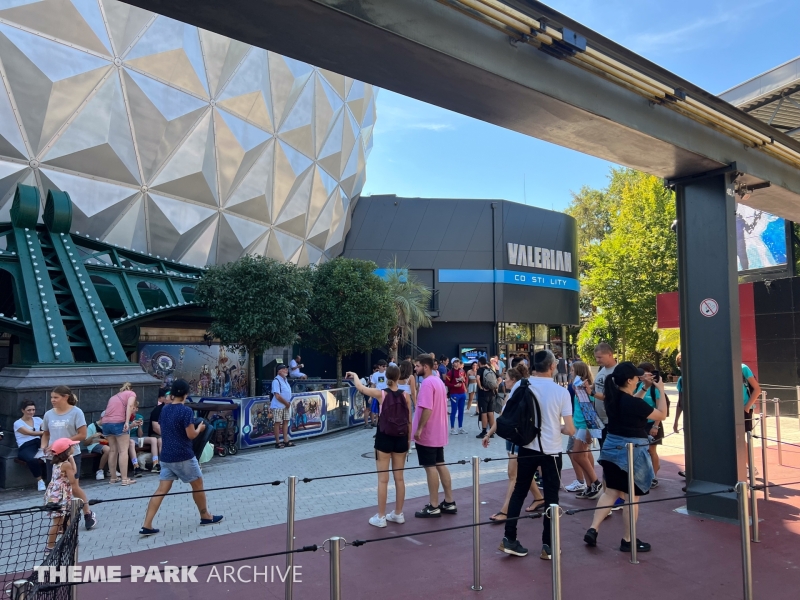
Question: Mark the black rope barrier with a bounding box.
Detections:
[563,487,736,515]
[88,479,284,505]
[300,459,469,483]
[31,545,320,590]
[349,511,543,547]
[752,435,800,450]
[750,479,800,491]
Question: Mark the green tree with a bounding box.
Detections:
[576,314,618,365]
[195,256,311,395]
[384,259,432,362]
[304,257,395,384]
[566,185,615,318]
[581,169,678,366]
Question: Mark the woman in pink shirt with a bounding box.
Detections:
[101,382,137,485]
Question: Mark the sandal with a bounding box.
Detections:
[489,512,507,523]
[108,478,120,484]
[525,500,545,513]
[120,479,138,486]
[276,443,285,449]
[285,442,296,447]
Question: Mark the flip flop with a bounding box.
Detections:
[489,512,507,523]
[120,479,137,486]
[285,442,296,447]
[525,500,545,513]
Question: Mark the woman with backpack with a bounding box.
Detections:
[348,365,412,528]
[635,362,667,488]
[485,365,545,522]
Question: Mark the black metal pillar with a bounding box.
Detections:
[676,169,745,520]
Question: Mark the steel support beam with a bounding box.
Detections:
[676,170,743,519]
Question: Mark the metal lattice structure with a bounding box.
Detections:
[0,184,204,364]
[0,0,376,266]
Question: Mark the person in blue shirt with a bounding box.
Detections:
[635,363,666,488]
[742,363,761,475]
[139,379,223,536]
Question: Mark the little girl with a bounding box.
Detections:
[44,438,80,555]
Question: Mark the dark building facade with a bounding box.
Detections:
[341,195,579,362]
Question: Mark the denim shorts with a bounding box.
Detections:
[505,440,519,454]
[159,457,203,483]
[102,422,126,436]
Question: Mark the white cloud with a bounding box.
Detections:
[373,91,463,135]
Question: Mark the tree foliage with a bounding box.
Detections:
[195,255,311,395]
[384,258,432,362]
[579,169,678,366]
[576,314,618,366]
[303,257,395,384]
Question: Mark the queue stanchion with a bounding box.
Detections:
[626,443,638,564]
[285,475,296,600]
[774,399,783,466]
[10,580,31,600]
[746,432,760,543]
[327,537,342,600]
[470,456,482,592]
[737,482,754,600]
[759,394,770,501]
[549,505,562,600]
[796,385,800,430]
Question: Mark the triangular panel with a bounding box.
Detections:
[101,0,153,57]
[198,29,249,99]
[0,74,27,158]
[217,48,273,132]
[214,108,271,201]
[177,215,218,266]
[103,193,147,251]
[224,137,273,223]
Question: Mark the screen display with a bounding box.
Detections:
[735,205,787,271]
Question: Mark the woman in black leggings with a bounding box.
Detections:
[14,400,46,491]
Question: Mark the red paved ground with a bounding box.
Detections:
[80,451,800,600]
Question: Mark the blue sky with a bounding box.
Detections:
[361,0,800,212]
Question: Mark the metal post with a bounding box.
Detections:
[285,476,296,600]
[10,580,31,600]
[746,432,760,543]
[71,498,81,600]
[796,385,800,431]
[626,443,639,564]
[759,394,770,501]
[774,399,783,466]
[470,456,482,591]
[329,537,341,600]
[550,505,562,600]
[737,482,753,600]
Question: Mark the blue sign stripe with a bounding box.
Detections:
[439,269,580,291]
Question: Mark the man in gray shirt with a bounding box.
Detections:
[592,342,618,447]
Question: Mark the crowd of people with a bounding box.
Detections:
[10,344,761,562]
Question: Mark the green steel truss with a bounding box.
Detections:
[0,185,205,364]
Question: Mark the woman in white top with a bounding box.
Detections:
[14,399,46,491]
[397,360,417,408]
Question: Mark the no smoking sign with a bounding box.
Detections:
[700,298,719,317]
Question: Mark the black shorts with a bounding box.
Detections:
[600,460,649,496]
[648,422,665,446]
[477,393,494,415]
[744,409,754,432]
[374,429,409,455]
[415,443,444,467]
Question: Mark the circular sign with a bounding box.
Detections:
[242,425,251,434]
[700,298,719,317]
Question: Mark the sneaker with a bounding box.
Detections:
[386,511,405,524]
[369,514,387,528]
[37,480,46,492]
[458,428,467,434]
[476,430,487,439]
[133,466,144,478]
[578,482,603,500]
[678,470,686,478]
[650,478,659,489]
[200,515,224,526]
[499,537,528,557]
[565,479,586,492]
[540,544,552,560]
[584,528,598,547]
[152,463,161,474]
[450,427,457,435]
[620,538,651,553]
[414,504,441,518]
[95,470,104,480]
[84,511,97,531]
[533,472,542,487]
[612,498,624,511]
[439,500,457,515]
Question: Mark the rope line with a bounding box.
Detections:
[751,479,800,490]
[301,459,468,483]
[752,435,800,450]
[563,488,736,515]
[88,479,283,505]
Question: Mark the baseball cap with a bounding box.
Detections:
[170,379,190,397]
[51,438,79,454]
[277,362,289,371]
[613,362,645,381]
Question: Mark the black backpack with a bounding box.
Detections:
[495,379,542,448]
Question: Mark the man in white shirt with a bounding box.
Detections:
[367,360,388,427]
[487,349,574,559]
[271,364,294,448]
[592,342,618,448]
[289,356,307,379]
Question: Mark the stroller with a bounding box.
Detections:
[208,412,238,456]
